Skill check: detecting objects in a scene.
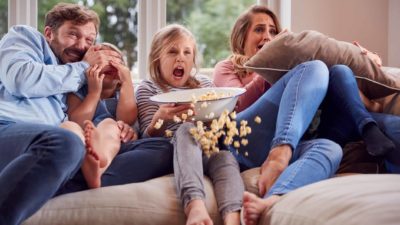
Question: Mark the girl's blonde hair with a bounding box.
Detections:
[229,5,281,78]
[100,42,126,65]
[148,24,200,91]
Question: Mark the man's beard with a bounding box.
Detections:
[49,38,86,64]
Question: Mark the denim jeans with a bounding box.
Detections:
[56,137,173,195]
[0,121,85,225]
[317,65,400,173]
[227,60,343,196]
[373,113,400,173]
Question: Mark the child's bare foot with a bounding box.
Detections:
[81,153,102,188]
[82,120,107,188]
[185,199,213,225]
[84,120,107,167]
[242,191,281,225]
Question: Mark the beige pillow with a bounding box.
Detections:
[259,174,400,225]
[244,30,400,99]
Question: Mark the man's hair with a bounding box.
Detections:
[45,3,100,33]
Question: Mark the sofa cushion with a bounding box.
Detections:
[260,174,400,225]
[23,175,221,225]
[244,30,400,99]
[24,169,261,225]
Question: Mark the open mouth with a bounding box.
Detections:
[65,50,84,62]
[173,67,184,78]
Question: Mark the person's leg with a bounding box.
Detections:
[81,119,121,188]
[56,136,173,195]
[0,121,85,225]
[242,139,342,225]
[233,60,329,169]
[371,112,400,173]
[321,65,395,156]
[172,122,212,225]
[204,151,243,225]
[60,119,121,189]
[102,136,173,183]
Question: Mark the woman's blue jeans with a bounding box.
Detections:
[317,65,400,173]
[0,121,85,225]
[228,60,343,197]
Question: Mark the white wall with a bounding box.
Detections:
[291,0,393,66]
[388,0,400,67]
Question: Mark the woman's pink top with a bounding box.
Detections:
[213,59,271,113]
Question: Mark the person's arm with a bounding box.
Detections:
[213,60,268,112]
[136,82,192,137]
[67,65,103,127]
[111,61,137,125]
[0,26,87,98]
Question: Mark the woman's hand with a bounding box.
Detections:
[353,41,382,67]
[258,145,292,196]
[86,64,104,98]
[116,120,137,142]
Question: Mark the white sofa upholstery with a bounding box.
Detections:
[23,168,400,225]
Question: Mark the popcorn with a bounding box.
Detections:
[165,129,173,137]
[254,116,262,124]
[187,109,194,116]
[241,138,248,146]
[154,119,164,129]
[173,115,182,123]
[181,113,188,121]
[188,109,252,157]
[230,111,237,119]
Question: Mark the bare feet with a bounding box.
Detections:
[84,120,107,167]
[81,120,105,189]
[242,191,281,225]
[185,199,213,225]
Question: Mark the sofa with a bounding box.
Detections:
[23,65,400,224]
[22,143,400,225]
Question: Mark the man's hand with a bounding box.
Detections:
[116,120,137,142]
[83,45,124,69]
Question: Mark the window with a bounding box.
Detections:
[38,0,139,79]
[0,0,8,38]
[167,0,255,68]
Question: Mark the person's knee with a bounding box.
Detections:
[47,128,85,162]
[176,122,195,135]
[329,65,355,82]
[209,151,239,169]
[305,60,329,86]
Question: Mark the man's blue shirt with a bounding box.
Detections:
[0,25,88,125]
